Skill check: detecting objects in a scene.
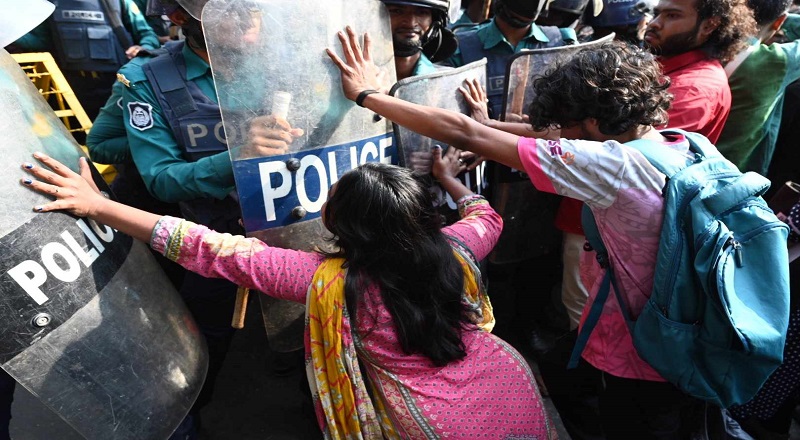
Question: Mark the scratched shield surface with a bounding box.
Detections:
[390,59,487,223]
[0,49,207,440]
[204,0,396,251]
[487,34,616,264]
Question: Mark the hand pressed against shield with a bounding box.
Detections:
[326,27,386,101]
[242,114,305,158]
[20,153,105,218]
[431,145,467,181]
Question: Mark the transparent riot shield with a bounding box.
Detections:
[0,49,207,440]
[0,0,54,47]
[390,60,487,223]
[203,0,396,352]
[488,34,615,264]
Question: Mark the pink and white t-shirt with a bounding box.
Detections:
[518,134,692,381]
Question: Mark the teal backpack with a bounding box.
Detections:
[569,129,791,408]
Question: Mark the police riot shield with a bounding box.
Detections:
[487,34,615,265]
[0,49,207,439]
[389,60,487,223]
[203,0,395,350]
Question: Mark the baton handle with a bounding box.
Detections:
[232,287,250,329]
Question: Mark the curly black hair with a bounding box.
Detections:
[746,0,791,26]
[528,41,673,136]
[697,0,758,63]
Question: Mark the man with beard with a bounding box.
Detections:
[382,0,458,80]
[644,0,756,142]
[120,1,301,437]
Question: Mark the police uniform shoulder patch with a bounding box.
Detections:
[128,102,154,131]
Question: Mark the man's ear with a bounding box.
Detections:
[167,8,189,26]
[698,15,721,40]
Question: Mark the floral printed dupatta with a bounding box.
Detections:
[304,245,493,439]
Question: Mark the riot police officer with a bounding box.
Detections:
[444,0,575,117]
[381,0,458,80]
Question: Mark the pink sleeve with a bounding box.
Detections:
[442,196,503,262]
[151,216,324,303]
[516,136,649,209]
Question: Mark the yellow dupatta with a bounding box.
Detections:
[305,248,493,439]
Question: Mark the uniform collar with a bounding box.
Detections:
[479,18,550,50]
[412,53,437,76]
[658,49,711,74]
[182,43,212,81]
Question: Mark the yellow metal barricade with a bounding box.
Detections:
[12,52,117,183]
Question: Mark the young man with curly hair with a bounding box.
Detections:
[645,0,757,142]
[327,28,709,438]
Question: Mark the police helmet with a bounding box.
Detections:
[146,0,207,20]
[381,0,459,62]
[586,0,655,27]
[547,0,591,16]
[381,0,451,22]
[496,0,550,19]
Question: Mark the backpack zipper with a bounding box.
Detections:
[661,172,751,316]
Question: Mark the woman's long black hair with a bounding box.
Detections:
[323,163,472,366]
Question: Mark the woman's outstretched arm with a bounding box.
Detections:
[21,153,161,243]
[326,27,525,170]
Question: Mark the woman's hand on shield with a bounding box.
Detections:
[21,153,164,244]
[432,146,472,201]
[326,27,387,102]
[432,145,467,181]
[21,153,105,218]
[243,115,305,158]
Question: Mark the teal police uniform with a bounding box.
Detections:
[413,52,440,76]
[120,43,233,203]
[88,55,153,165]
[445,18,566,65]
[444,18,573,117]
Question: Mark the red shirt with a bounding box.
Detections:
[660,50,731,143]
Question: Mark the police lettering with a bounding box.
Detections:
[6,219,114,305]
[260,136,394,222]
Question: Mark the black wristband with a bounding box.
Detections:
[355,89,378,107]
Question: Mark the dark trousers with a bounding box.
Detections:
[0,370,14,440]
[486,250,565,348]
[179,272,238,413]
[538,330,606,440]
[589,364,702,440]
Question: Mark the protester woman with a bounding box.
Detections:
[20,145,555,439]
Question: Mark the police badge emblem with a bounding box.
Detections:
[128,102,154,131]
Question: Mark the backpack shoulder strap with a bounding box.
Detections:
[568,205,635,368]
[624,130,700,179]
